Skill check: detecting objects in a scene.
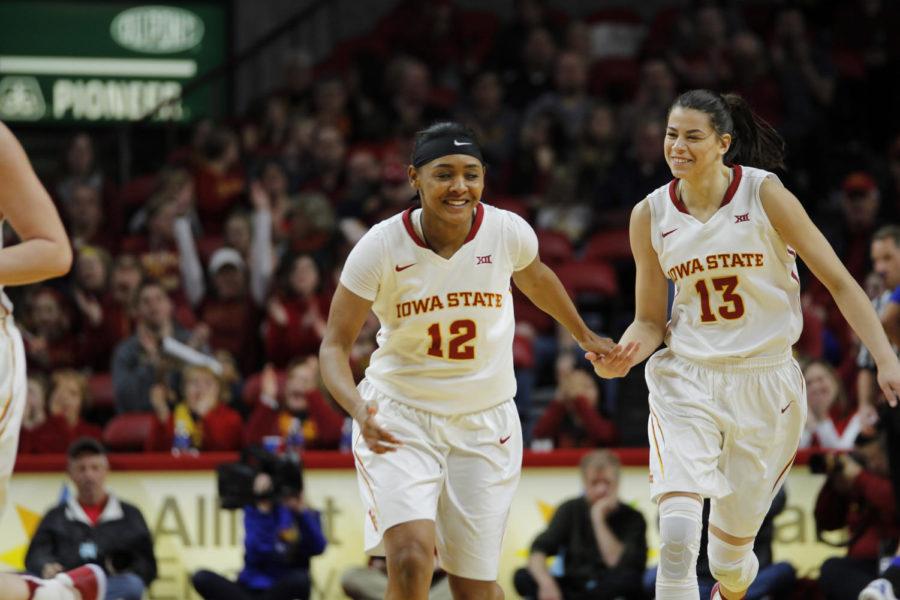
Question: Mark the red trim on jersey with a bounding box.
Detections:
[401,204,485,248]
[668,165,743,214]
[402,207,429,248]
[791,271,800,284]
[464,203,485,243]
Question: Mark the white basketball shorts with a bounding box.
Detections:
[0,316,27,524]
[646,348,805,538]
[352,378,522,581]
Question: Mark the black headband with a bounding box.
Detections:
[412,134,484,168]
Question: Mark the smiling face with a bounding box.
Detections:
[664,106,731,180]
[410,154,485,228]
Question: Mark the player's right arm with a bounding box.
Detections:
[588,199,668,378]
[319,284,401,453]
[0,121,72,284]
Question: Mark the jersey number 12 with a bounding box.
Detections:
[427,320,477,359]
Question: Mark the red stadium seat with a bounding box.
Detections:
[582,229,632,262]
[556,260,619,298]
[87,373,114,411]
[242,369,287,406]
[536,229,574,266]
[102,413,157,452]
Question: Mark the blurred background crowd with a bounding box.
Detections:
[6,0,900,457]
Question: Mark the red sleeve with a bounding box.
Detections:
[854,471,897,517]
[146,416,174,452]
[531,400,566,440]
[202,406,244,451]
[572,397,619,446]
[814,480,850,531]
[306,390,345,449]
[29,417,72,454]
[244,404,279,447]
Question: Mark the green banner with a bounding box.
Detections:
[0,2,226,123]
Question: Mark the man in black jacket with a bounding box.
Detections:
[514,450,648,600]
[25,438,156,600]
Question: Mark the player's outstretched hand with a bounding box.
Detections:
[585,342,640,379]
[876,360,900,408]
[356,401,402,454]
[576,331,615,357]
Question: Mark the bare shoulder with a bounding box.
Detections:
[759,175,806,225]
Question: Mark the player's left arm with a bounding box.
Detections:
[0,122,72,285]
[760,177,899,406]
[512,255,614,356]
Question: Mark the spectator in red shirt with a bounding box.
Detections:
[532,363,618,448]
[18,375,50,454]
[65,183,116,253]
[195,248,264,375]
[801,359,862,450]
[192,127,245,234]
[148,364,243,452]
[265,253,330,368]
[22,287,80,373]
[816,432,897,599]
[71,246,120,370]
[245,358,344,450]
[44,370,103,448]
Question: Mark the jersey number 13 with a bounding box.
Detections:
[695,276,746,322]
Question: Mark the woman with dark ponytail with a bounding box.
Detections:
[586,89,900,600]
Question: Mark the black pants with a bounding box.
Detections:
[818,556,878,600]
[886,405,900,518]
[192,569,311,600]
[513,567,646,600]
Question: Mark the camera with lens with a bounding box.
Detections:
[216,446,304,510]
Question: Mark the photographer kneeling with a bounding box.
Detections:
[814,431,897,600]
[192,456,327,600]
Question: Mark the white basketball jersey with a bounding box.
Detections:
[340,203,538,415]
[647,165,802,360]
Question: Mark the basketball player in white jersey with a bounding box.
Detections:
[0,122,105,600]
[586,90,900,600]
[320,122,613,600]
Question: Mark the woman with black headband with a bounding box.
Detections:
[320,121,613,599]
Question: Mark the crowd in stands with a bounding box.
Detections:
[8,0,900,456]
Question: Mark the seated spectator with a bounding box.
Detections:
[531,367,618,448]
[18,375,49,454]
[800,359,861,449]
[31,370,103,453]
[192,471,325,600]
[22,286,80,373]
[815,431,897,600]
[245,358,344,451]
[265,254,330,368]
[192,126,245,235]
[25,438,157,600]
[104,254,143,343]
[65,182,116,253]
[643,486,796,599]
[148,364,243,452]
[513,450,647,600]
[341,556,451,600]
[111,279,194,413]
[71,246,118,370]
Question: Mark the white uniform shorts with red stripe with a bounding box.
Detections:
[0,316,28,524]
[352,379,522,581]
[646,348,805,538]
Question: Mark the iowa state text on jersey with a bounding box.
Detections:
[395,291,504,318]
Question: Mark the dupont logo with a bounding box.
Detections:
[111,6,205,54]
